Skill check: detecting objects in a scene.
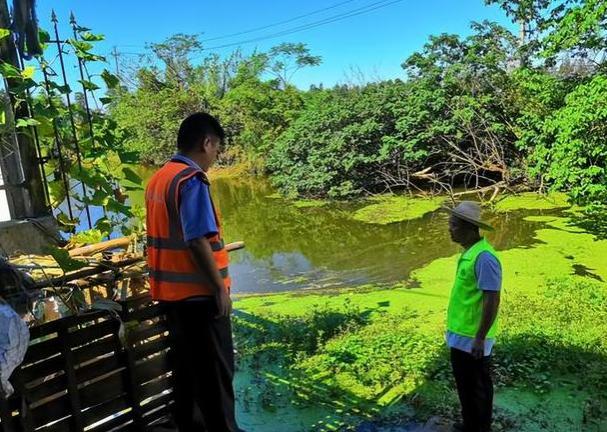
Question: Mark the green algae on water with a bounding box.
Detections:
[292,199,328,209]
[352,195,445,225]
[494,192,570,213]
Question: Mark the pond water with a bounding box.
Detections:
[128,173,562,294]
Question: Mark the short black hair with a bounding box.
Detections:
[177,112,225,152]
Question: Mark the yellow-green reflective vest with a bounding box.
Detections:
[447,238,500,338]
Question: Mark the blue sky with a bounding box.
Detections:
[36,0,516,89]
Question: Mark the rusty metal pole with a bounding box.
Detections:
[51,10,92,229]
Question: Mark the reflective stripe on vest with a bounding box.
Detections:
[149,267,229,283]
[446,238,500,338]
[147,236,225,252]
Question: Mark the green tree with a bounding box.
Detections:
[267,42,322,89]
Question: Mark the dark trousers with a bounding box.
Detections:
[450,348,493,432]
[163,300,237,432]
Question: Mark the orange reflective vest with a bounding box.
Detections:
[145,160,230,301]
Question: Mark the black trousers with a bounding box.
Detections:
[450,348,493,432]
[163,300,238,432]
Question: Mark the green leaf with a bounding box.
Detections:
[123,185,143,191]
[72,228,104,244]
[70,39,93,52]
[122,167,143,185]
[101,69,120,89]
[15,118,41,128]
[49,81,71,94]
[0,111,5,125]
[78,79,100,91]
[38,29,50,44]
[45,246,88,272]
[0,62,22,78]
[118,151,140,164]
[99,96,113,105]
[106,198,134,218]
[0,28,10,40]
[80,32,105,42]
[57,212,79,230]
[95,216,113,234]
[83,189,110,206]
[70,164,105,188]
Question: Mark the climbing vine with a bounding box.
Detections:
[0,23,142,239]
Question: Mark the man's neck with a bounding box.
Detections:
[461,235,482,251]
[178,152,209,172]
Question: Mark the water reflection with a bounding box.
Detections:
[209,177,558,293]
[64,169,565,294]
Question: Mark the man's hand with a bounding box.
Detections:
[215,288,232,319]
[187,237,233,319]
[471,337,485,359]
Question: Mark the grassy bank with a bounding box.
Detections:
[232,196,607,431]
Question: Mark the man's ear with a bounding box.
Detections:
[201,136,211,153]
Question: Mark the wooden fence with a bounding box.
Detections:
[0,295,173,431]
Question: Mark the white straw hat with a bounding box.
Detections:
[445,201,494,231]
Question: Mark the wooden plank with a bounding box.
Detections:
[75,355,123,385]
[25,373,67,404]
[121,294,152,312]
[139,375,172,402]
[29,393,71,428]
[58,326,84,431]
[29,320,66,340]
[143,405,172,427]
[125,303,163,323]
[120,297,152,319]
[72,337,118,366]
[0,395,18,432]
[80,396,130,427]
[80,372,126,409]
[127,321,168,345]
[29,311,106,340]
[132,336,170,361]
[10,370,36,432]
[140,392,173,415]
[35,417,72,432]
[134,354,170,384]
[88,412,133,432]
[68,320,119,348]
[20,356,64,384]
[24,336,61,365]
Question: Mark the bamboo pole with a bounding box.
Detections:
[68,236,132,257]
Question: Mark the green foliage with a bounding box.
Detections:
[497,277,607,390]
[542,0,607,61]
[268,82,412,197]
[234,300,367,359]
[541,75,607,204]
[269,21,523,197]
[44,246,88,272]
[105,2,606,208]
[70,229,105,245]
[101,69,119,89]
[0,23,141,236]
[110,36,316,166]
